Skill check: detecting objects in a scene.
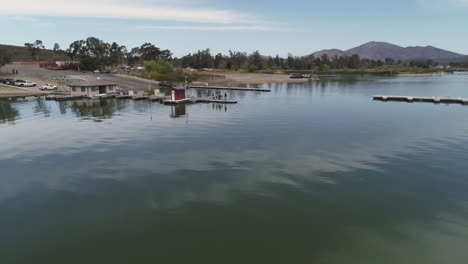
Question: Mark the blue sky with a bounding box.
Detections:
[1,0,468,57]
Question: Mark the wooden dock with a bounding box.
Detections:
[149,95,167,101]
[193,97,237,104]
[115,95,132,99]
[44,94,238,105]
[45,95,86,101]
[373,95,468,105]
[90,94,115,100]
[164,97,238,105]
[188,86,271,92]
[132,95,150,100]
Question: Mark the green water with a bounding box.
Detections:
[1,74,468,263]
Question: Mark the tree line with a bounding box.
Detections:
[65,37,172,71]
[173,49,443,71]
[13,38,465,72]
[21,37,171,71]
[450,61,468,68]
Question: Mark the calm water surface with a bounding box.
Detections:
[1,74,468,263]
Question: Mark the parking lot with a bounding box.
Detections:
[1,63,161,94]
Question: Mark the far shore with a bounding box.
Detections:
[195,73,312,86]
[2,62,468,98]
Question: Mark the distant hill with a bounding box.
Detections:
[310,41,466,63]
[311,49,345,58]
[0,44,70,62]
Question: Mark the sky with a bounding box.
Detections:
[1,0,468,57]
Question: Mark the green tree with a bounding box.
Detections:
[53,43,60,52]
[24,40,45,60]
[144,58,175,74]
[228,50,247,70]
[109,42,126,67]
[79,57,100,71]
[348,54,361,69]
[248,65,258,73]
[214,53,224,69]
[127,47,141,66]
[140,43,161,61]
[66,40,85,60]
[249,50,263,71]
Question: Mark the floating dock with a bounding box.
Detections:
[115,95,132,99]
[188,86,270,92]
[149,94,167,101]
[373,95,468,105]
[193,97,237,104]
[45,95,86,101]
[132,95,150,100]
[44,94,238,105]
[164,97,237,105]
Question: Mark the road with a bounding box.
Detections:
[86,74,161,91]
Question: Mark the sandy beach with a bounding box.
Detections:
[196,73,312,86]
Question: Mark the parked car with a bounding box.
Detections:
[3,78,17,85]
[0,78,6,84]
[93,70,100,74]
[41,84,58,91]
[15,80,37,87]
[159,81,172,88]
[289,73,302,79]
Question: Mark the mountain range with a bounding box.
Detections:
[310,41,466,63]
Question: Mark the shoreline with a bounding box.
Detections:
[196,73,311,86]
[0,84,46,99]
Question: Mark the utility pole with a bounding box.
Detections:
[148,75,151,95]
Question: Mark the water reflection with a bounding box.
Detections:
[33,98,52,117]
[170,105,186,118]
[0,101,19,124]
[212,103,228,112]
[70,99,126,120]
[1,75,468,263]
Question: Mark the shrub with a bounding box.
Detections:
[144,58,175,74]
[248,65,257,73]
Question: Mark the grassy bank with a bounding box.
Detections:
[0,84,45,98]
[129,71,200,83]
[0,44,70,62]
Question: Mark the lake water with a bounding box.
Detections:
[1,73,468,264]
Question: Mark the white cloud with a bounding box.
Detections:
[136,25,290,32]
[2,0,261,24]
[6,16,51,27]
